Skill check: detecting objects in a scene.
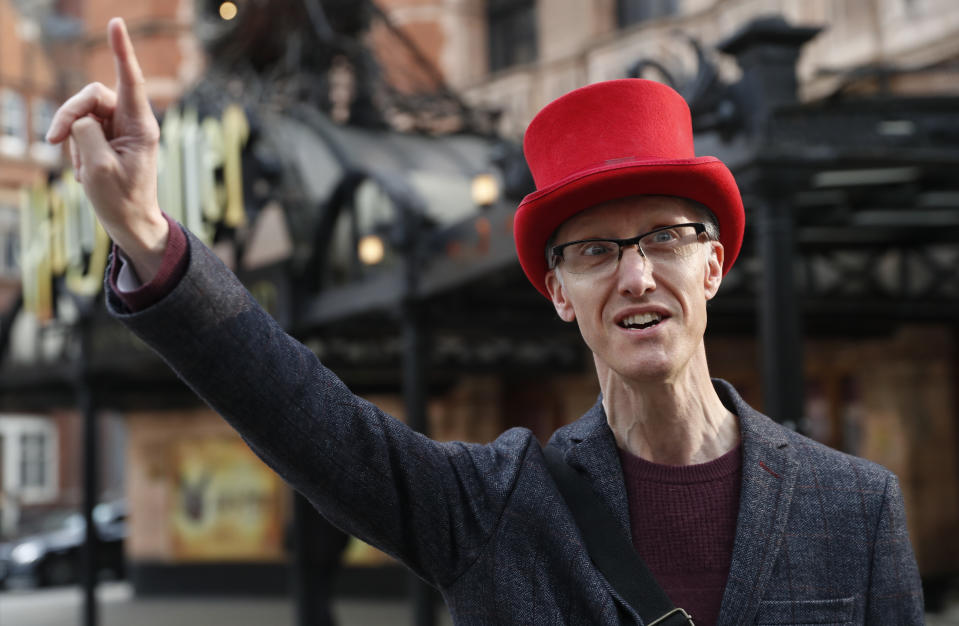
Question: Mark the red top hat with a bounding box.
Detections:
[513,79,745,298]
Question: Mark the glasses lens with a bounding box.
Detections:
[638,224,702,262]
[561,240,619,274]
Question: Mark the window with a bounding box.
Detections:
[19,433,47,489]
[31,98,54,143]
[0,205,18,277]
[29,98,60,164]
[488,0,537,72]
[0,418,58,503]
[617,0,678,27]
[1,89,27,157]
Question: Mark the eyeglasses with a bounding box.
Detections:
[550,222,707,276]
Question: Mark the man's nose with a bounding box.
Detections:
[616,245,656,295]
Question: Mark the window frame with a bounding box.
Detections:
[0,204,18,277]
[487,0,538,73]
[0,417,59,504]
[0,89,28,157]
[616,0,679,28]
[31,97,54,144]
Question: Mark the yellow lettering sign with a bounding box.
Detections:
[221,105,249,229]
[20,105,251,322]
[19,184,53,322]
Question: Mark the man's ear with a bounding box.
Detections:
[704,241,724,300]
[545,269,576,322]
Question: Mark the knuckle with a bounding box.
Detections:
[85,82,113,103]
[85,156,115,179]
[83,82,105,99]
[143,124,161,145]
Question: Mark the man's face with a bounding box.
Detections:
[544,196,724,383]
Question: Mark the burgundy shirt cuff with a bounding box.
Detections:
[108,213,189,311]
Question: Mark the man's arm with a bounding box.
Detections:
[106,225,532,585]
[865,474,924,623]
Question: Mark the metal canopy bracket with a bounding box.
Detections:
[719,17,823,424]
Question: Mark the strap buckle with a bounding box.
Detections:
[648,607,695,626]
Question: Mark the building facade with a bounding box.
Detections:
[375,0,959,136]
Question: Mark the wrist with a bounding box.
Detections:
[110,208,169,283]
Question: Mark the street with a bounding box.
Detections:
[0,583,454,626]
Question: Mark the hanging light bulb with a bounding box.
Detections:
[219,1,239,20]
[471,173,499,207]
[358,234,385,266]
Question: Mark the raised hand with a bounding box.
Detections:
[46,17,168,282]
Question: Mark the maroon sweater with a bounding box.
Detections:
[618,445,741,626]
[112,219,742,625]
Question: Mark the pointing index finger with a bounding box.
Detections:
[108,17,148,113]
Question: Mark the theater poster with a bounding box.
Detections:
[170,436,286,561]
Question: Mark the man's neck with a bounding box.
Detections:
[596,348,739,466]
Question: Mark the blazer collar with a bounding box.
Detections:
[548,397,632,538]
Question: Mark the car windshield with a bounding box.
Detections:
[28,510,77,534]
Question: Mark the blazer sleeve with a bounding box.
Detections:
[105,226,531,587]
[865,472,924,624]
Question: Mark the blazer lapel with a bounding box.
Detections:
[562,399,632,540]
[714,380,800,626]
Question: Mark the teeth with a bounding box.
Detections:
[621,312,662,328]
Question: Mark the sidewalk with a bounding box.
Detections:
[0,582,454,626]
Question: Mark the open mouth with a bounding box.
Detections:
[618,312,664,330]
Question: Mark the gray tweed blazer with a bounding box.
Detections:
[107,229,923,625]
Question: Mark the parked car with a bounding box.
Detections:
[0,500,127,589]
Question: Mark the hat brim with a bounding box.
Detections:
[514,156,745,299]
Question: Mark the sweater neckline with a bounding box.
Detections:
[618,443,742,484]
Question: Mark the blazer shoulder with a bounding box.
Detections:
[716,378,897,492]
[485,426,541,455]
[780,426,899,502]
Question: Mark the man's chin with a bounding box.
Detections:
[596,355,677,385]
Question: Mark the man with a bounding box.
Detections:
[48,18,922,625]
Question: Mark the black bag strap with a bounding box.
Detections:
[542,444,694,626]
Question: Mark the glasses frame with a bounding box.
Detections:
[549,222,707,273]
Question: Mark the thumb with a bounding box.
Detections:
[70,116,116,183]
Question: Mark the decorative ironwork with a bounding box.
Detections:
[803,244,959,303]
[305,329,584,375]
[190,0,498,136]
[715,233,959,319]
[627,32,741,136]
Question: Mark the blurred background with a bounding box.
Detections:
[1,0,958,624]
